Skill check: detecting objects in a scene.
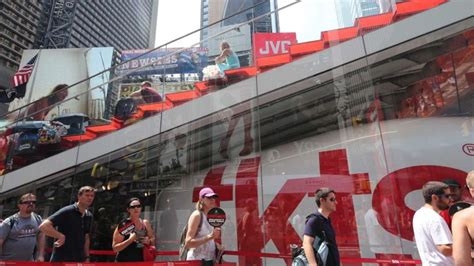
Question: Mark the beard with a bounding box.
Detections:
[436,200,449,211]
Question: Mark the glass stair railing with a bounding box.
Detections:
[0,0,449,176]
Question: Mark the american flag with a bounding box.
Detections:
[12,54,37,88]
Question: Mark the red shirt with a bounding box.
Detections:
[439,209,452,229]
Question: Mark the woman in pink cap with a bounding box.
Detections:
[184,187,222,261]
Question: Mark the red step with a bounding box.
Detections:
[225,66,259,84]
[137,100,174,113]
[166,90,201,106]
[86,118,123,135]
[256,53,292,69]
[356,12,395,34]
[322,26,359,46]
[289,40,325,58]
[194,78,227,94]
[395,0,447,21]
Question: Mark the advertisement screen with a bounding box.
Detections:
[116,48,208,76]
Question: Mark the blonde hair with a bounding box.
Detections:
[195,200,204,211]
[467,171,474,186]
[221,41,230,50]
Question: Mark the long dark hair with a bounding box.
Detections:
[47,84,68,104]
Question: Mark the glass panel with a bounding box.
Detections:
[0,1,459,264]
[370,26,474,261]
[157,98,261,263]
[254,55,385,264]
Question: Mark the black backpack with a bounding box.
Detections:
[114,98,138,120]
[291,214,329,266]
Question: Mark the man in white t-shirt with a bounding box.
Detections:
[413,181,454,265]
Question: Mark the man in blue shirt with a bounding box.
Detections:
[303,188,340,266]
[39,186,95,262]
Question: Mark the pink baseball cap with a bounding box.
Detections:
[199,187,218,198]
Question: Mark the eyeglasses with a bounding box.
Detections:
[128,205,141,209]
[20,201,36,205]
[328,198,337,202]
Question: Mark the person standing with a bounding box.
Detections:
[303,188,340,266]
[184,187,222,261]
[0,193,45,261]
[413,181,453,265]
[112,197,155,262]
[39,186,95,262]
[439,179,463,228]
[452,170,474,266]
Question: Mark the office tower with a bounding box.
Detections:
[0,0,43,88]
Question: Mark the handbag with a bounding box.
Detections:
[143,243,157,261]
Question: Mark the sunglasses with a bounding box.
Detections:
[436,193,450,199]
[327,198,337,202]
[128,205,141,209]
[20,201,36,205]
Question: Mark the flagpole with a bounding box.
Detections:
[25,49,42,108]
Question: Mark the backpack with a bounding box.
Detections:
[13,131,40,155]
[178,211,203,260]
[10,121,45,155]
[291,214,330,266]
[114,98,138,120]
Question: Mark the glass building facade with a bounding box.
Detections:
[0,0,472,265]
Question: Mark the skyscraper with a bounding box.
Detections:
[35,0,159,50]
[0,0,43,80]
[200,0,277,65]
[334,0,395,28]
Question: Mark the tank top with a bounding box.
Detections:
[186,213,216,260]
[115,218,147,262]
[225,50,240,69]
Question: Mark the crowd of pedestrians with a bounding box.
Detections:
[0,171,474,265]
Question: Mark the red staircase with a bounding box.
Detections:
[58,0,448,147]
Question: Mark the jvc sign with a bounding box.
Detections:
[253,33,297,59]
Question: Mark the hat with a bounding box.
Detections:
[141,81,152,87]
[443,179,461,188]
[199,187,218,198]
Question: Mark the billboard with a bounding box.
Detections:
[253,32,297,59]
[5,47,115,122]
[116,48,208,76]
